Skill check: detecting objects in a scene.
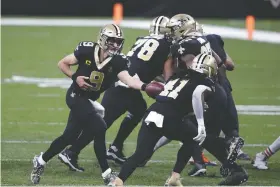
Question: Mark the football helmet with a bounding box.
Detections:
[149,16,171,36]
[195,22,204,33]
[166,14,196,41]
[97,24,124,56]
[190,53,218,77]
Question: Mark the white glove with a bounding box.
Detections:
[193,125,206,145]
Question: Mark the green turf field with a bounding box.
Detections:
[1,22,280,186]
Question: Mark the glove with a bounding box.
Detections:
[193,125,206,145]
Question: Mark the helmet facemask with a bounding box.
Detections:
[98,24,125,56]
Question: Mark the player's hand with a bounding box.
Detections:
[76,76,93,91]
[193,125,206,145]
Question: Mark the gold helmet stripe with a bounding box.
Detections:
[112,23,121,37]
[196,53,208,69]
[155,16,164,35]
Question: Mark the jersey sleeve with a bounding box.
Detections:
[74,41,95,63]
[210,36,227,63]
[112,55,129,74]
[213,34,224,48]
[172,39,201,58]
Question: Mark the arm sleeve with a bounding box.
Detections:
[192,85,212,126]
[73,41,93,63]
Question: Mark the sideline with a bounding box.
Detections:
[2,18,280,44]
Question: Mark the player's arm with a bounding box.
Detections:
[58,53,92,90]
[192,85,212,145]
[117,70,146,90]
[224,53,235,71]
[162,56,175,81]
[57,53,78,78]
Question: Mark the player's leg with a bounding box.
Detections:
[60,97,116,184]
[102,86,135,164]
[220,79,250,160]
[31,89,87,184]
[60,85,129,166]
[113,122,162,185]
[253,136,280,170]
[164,116,201,186]
[109,89,147,163]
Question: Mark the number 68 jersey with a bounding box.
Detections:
[71,41,129,101]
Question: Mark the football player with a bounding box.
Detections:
[139,14,218,169]
[57,16,174,168]
[147,15,245,171]
[196,22,250,160]
[30,24,157,185]
[253,136,280,170]
[110,54,248,186]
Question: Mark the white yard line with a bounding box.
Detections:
[0,140,269,147]
[5,122,279,127]
[1,18,280,44]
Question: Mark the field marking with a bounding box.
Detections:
[0,140,269,147]
[5,121,279,127]
[28,93,61,97]
[0,158,173,164]
[3,75,280,115]
[8,107,65,111]
[2,18,280,44]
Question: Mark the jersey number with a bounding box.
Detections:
[159,79,189,99]
[197,38,212,55]
[127,39,159,61]
[89,71,104,91]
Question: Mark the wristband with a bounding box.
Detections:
[71,73,78,82]
[141,83,147,91]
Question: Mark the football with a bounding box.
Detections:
[145,81,165,98]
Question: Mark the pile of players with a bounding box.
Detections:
[30,14,263,186]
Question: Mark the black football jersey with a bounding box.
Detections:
[71,41,128,100]
[206,34,232,91]
[171,36,212,59]
[149,70,215,118]
[206,34,226,63]
[126,35,171,83]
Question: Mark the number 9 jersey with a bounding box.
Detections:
[71,41,129,101]
[126,35,172,83]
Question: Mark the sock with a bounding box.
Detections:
[192,145,204,164]
[173,142,193,173]
[102,168,112,178]
[264,136,280,159]
[38,154,46,165]
[154,136,171,151]
[112,113,140,150]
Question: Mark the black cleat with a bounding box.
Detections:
[58,149,84,172]
[106,145,127,164]
[188,163,207,177]
[227,137,244,164]
[219,166,249,186]
[30,153,45,184]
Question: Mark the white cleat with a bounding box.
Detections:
[164,175,183,186]
[253,152,268,170]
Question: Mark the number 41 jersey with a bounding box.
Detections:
[71,41,128,101]
[152,70,214,118]
[126,35,171,83]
